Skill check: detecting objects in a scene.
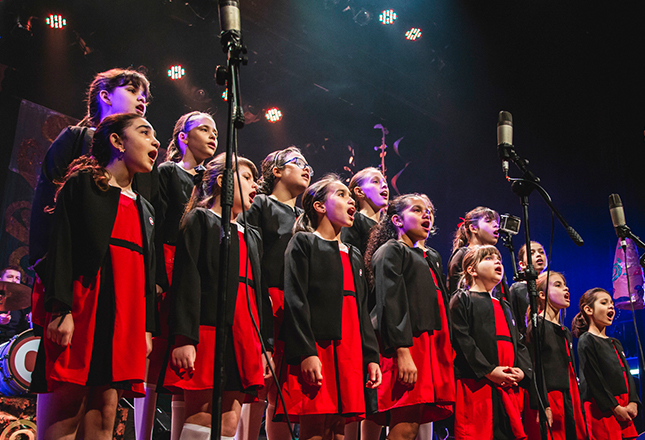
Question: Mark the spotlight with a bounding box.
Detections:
[45,14,67,29]
[265,108,282,123]
[405,28,422,41]
[168,65,185,80]
[378,9,396,25]
[222,90,228,101]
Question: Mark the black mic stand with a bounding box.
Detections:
[498,142,584,440]
[211,28,248,440]
[499,231,519,282]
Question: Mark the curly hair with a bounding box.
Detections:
[257,146,303,195]
[364,194,435,287]
[165,111,215,163]
[78,68,151,128]
[572,287,611,338]
[451,206,500,252]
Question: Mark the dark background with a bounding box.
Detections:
[1,0,644,332]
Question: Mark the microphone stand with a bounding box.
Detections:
[211,27,247,440]
[499,231,519,282]
[498,143,584,440]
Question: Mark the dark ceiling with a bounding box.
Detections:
[1,0,644,317]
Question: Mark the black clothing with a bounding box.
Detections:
[450,288,532,383]
[0,308,31,344]
[371,239,448,354]
[508,282,530,336]
[240,194,302,290]
[168,208,265,345]
[281,232,379,367]
[153,162,195,291]
[577,332,641,413]
[340,212,376,256]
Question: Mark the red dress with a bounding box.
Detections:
[277,248,365,421]
[42,194,148,397]
[164,229,264,394]
[374,267,454,424]
[455,297,526,440]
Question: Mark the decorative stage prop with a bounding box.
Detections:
[612,237,645,310]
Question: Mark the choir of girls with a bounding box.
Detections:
[27,67,642,440]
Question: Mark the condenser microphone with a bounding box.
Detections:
[609,194,628,246]
[218,0,241,34]
[497,111,513,176]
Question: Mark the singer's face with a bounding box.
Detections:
[474,217,499,245]
[543,273,570,311]
[521,242,547,273]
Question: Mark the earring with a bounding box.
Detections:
[118,149,125,161]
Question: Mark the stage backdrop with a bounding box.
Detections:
[0,99,77,286]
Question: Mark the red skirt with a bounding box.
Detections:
[276,295,365,421]
[147,244,176,385]
[268,286,286,383]
[41,194,147,397]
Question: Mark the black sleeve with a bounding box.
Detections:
[239,197,263,233]
[615,340,641,407]
[282,234,317,364]
[449,291,496,380]
[153,164,172,291]
[525,323,549,410]
[447,248,464,295]
[372,243,413,354]
[578,335,619,412]
[169,211,207,344]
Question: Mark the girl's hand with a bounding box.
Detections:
[301,355,323,386]
[171,344,196,372]
[536,407,553,427]
[396,347,417,386]
[506,367,525,384]
[47,313,74,346]
[263,352,275,379]
[485,366,516,387]
[146,332,153,357]
[366,362,382,389]
[612,405,632,422]
[0,313,11,325]
[626,402,638,419]
[155,284,164,296]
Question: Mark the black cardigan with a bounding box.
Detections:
[281,232,379,367]
[43,171,156,333]
[340,212,376,257]
[168,208,269,346]
[578,332,641,413]
[371,239,449,354]
[450,288,532,384]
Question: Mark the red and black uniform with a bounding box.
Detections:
[340,211,376,257]
[31,171,156,397]
[508,282,530,337]
[577,333,640,440]
[370,239,454,424]
[240,194,300,374]
[163,209,266,395]
[450,289,533,440]
[524,318,588,440]
[147,161,195,383]
[277,232,379,421]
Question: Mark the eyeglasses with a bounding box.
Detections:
[282,157,314,177]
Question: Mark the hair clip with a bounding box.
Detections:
[193,165,206,186]
[457,217,466,228]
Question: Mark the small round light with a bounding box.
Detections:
[265,108,283,123]
[167,65,186,80]
[378,10,397,25]
[405,28,422,41]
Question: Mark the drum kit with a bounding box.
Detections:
[0,281,39,396]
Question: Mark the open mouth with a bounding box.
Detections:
[208,141,217,150]
[249,190,256,203]
[148,150,158,162]
[348,206,356,219]
[302,172,310,181]
[380,190,389,199]
[607,310,615,320]
[494,267,503,275]
[421,220,430,230]
[136,104,146,115]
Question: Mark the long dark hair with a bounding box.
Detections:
[572,287,610,338]
[364,194,435,287]
[165,111,215,162]
[452,206,499,252]
[293,174,340,234]
[56,113,143,200]
[257,146,303,195]
[78,68,151,128]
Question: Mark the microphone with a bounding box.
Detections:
[609,194,628,247]
[218,0,241,34]
[497,111,513,176]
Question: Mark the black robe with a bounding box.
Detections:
[340,212,376,256]
[152,161,195,291]
[508,281,530,337]
[577,332,641,413]
[168,208,267,345]
[371,239,449,354]
[450,288,532,382]
[281,232,379,367]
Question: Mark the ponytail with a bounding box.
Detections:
[451,206,500,252]
[572,287,608,338]
[293,174,340,234]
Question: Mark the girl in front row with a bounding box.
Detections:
[165,153,268,440]
[32,113,159,440]
[573,288,640,440]
[450,245,532,440]
[523,272,588,440]
[365,194,454,440]
[278,175,382,440]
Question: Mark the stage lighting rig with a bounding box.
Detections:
[405,27,422,41]
[265,108,282,123]
[45,14,67,29]
[378,9,397,25]
[168,65,185,80]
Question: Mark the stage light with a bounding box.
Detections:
[378,9,397,25]
[265,108,282,123]
[45,14,67,29]
[222,90,228,101]
[405,28,422,41]
[167,65,185,80]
